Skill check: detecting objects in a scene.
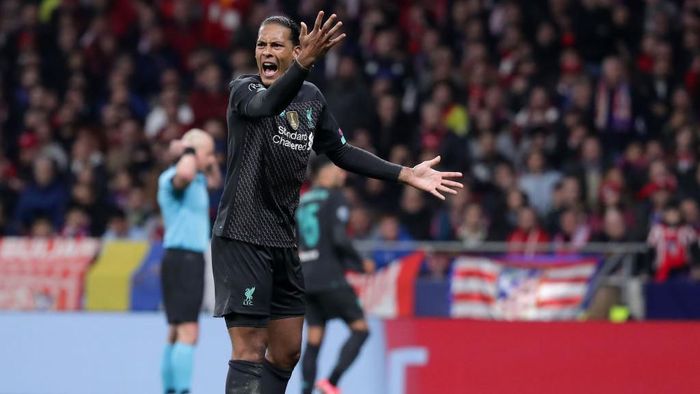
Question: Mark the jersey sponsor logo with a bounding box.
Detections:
[286,110,300,130]
[273,125,313,151]
[243,286,256,306]
[248,83,264,92]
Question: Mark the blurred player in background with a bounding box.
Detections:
[297,156,375,394]
[158,129,221,394]
[212,12,462,394]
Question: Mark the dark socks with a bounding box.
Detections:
[261,359,293,394]
[301,344,321,394]
[329,330,369,386]
[226,360,262,394]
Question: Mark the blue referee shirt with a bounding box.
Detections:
[157,167,210,253]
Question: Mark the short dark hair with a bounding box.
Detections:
[261,16,300,46]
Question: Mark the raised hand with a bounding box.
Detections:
[297,11,346,68]
[399,156,463,200]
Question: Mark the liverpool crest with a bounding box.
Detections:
[286,111,300,130]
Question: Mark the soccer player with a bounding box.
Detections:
[212,12,462,394]
[158,129,221,394]
[297,156,375,394]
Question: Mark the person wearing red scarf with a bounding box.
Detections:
[647,203,697,282]
[507,206,550,256]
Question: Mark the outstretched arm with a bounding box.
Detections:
[325,143,402,181]
[325,144,462,200]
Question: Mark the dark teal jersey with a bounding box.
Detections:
[296,186,363,292]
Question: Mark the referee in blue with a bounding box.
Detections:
[158,129,221,394]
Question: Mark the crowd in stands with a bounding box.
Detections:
[2,0,700,280]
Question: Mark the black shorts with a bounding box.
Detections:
[161,248,205,324]
[211,236,305,327]
[305,287,365,327]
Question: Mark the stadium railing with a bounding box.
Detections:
[354,240,650,319]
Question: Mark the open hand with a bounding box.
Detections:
[400,156,463,200]
[297,11,346,68]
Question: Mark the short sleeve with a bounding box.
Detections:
[312,90,347,154]
[159,168,175,191]
[158,167,184,198]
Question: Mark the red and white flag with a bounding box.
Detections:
[450,256,599,320]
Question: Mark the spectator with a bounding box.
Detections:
[680,198,700,231]
[29,216,56,238]
[647,203,698,282]
[673,126,697,185]
[594,56,638,154]
[546,176,583,234]
[432,182,472,241]
[490,187,529,241]
[188,62,227,126]
[518,150,561,216]
[513,86,559,134]
[639,56,676,138]
[593,208,632,243]
[61,206,91,237]
[567,136,605,208]
[373,93,411,157]
[398,186,432,240]
[636,160,677,236]
[371,214,413,269]
[553,208,591,253]
[507,206,550,256]
[13,157,68,234]
[348,206,373,240]
[422,253,452,280]
[144,87,194,139]
[103,208,147,241]
[470,132,509,188]
[325,55,374,136]
[457,203,491,247]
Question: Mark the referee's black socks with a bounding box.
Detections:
[261,359,294,394]
[329,329,369,386]
[226,360,262,394]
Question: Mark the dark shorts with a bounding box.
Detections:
[305,287,365,327]
[211,236,306,327]
[161,248,205,324]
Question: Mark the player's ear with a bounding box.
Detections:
[293,45,301,57]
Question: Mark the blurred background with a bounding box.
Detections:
[1,0,700,393]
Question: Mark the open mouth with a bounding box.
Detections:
[262,62,278,78]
